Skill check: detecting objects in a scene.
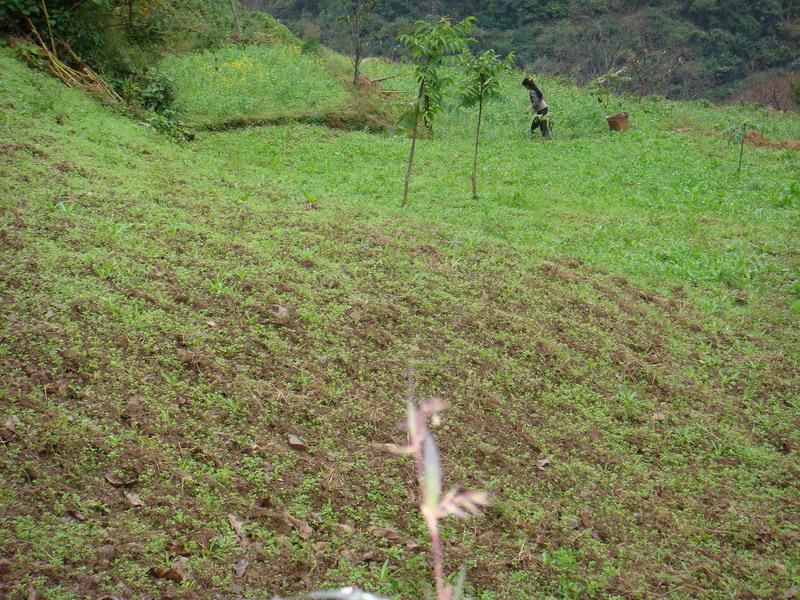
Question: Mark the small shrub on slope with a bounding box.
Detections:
[134,68,175,113]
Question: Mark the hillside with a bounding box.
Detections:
[2,29,800,600]
[248,0,800,104]
[160,44,350,127]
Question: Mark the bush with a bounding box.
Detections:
[0,0,39,21]
[134,69,175,113]
[143,108,183,139]
[300,35,322,56]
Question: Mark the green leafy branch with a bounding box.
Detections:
[589,67,629,114]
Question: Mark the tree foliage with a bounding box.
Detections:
[399,17,474,130]
[460,48,509,109]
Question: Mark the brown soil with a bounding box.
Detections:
[746,130,800,151]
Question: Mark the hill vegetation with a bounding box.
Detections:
[249,0,800,105]
[160,44,350,127]
[1,3,800,599]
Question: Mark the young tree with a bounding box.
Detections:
[398,16,475,207]
[341,0,376,87]
[589,66,629,113]
[722,121,760,179]
[461,49,512,199]
[270,388,488,600]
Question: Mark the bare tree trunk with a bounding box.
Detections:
[228,0,242,38]
[402,109,420,207]
[350,0,372,88]
[471,93,483,199]
[353,39,361,87]
[352,0,361,87]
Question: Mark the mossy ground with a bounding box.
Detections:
[1,46,799,599]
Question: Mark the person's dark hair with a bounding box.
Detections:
[522,77,544,99]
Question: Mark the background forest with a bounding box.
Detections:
[248,0,800,105]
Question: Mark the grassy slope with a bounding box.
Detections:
[1,45,799,600]
[160,44,351,128]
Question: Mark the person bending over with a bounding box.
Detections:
[523,77,550,138]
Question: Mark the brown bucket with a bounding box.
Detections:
[606,112,629,131]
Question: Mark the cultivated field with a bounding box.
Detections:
[1,43,799,599]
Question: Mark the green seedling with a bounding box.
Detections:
[721,121,761,179]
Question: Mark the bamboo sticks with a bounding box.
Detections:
[22,4,122,105]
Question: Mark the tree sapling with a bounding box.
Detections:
[274,381,489,600]
[339,0,376,87]
[721,121,761,179]
[398,17,475,207]
[461,49,512,199]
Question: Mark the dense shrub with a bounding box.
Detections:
[1,0,236,78]
[300,35,322,56]
[0,0,40,21]
[240,10,298,46]
[134,69,175,113]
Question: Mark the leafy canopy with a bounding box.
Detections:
[461,48,513,108]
